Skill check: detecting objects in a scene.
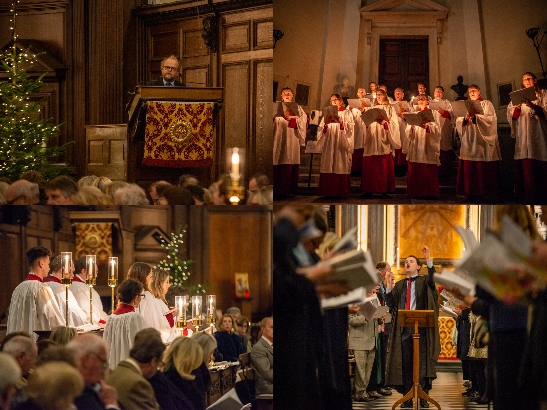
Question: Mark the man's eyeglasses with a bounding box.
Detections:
[139,293,146,298]
[163,66,178,72]
[153,196,164,204]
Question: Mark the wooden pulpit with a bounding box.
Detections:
[392,310,441,410]
[126,86,223,188]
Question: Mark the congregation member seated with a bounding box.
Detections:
[235,316,252,352]
[45,176,77,205]
[163,337,206,410]
[2,335,38,408]
[49,326,78,346]
[191,332,217,401]
[67,334,120,410]
[103,279,147,370]
[214,314,245,362]
[251,317,273,395]
[14,362,84,410]
[0,352,21,410]
[107,328,164,410]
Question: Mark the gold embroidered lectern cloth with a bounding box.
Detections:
[143,101,215,167]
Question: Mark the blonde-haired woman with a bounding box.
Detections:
[49,326,77,346]
[191,331,218,402]
[143,266,176,342]
[128,262,173,340]
[163,336,206,410]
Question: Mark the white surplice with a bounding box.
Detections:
[316,107,354,174]
[403,117,441,165]
[455,100,500,161]
[431,99,455,151]
[507,89,547,161]
[46,281,88,326]
[364,104,401,156]
[7,280,65,338]
[351,108,367,150]
[70,280,108,323]
[273,104,306,165]
[103,311,147,370]
[138,291,176,343]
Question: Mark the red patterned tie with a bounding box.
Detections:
[405,278,412,310]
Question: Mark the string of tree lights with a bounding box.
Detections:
[0,0,72,181]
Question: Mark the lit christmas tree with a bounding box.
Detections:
[156,227,207,296]
[0,0,72,181]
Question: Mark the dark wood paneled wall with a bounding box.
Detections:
[0,206,272,323]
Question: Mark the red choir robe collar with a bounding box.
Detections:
[25,273,43,282]
[476,97,484,101]
[113,303,135,315]
[417,106,430,111]
[72,275,85,283]
[44,276,61,283]
[338,106,345,111]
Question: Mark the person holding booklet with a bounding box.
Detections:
[454,84,501,200]
[402,94,441,198]
[431,86,455,180]
[360,89,401,197]
[273,87,307,197]
[316,94,354,196]
[392,87,411,177]
[507,72,547,203]
[348,300,379,403]
[384,245,440,409]
[350,87,370,175]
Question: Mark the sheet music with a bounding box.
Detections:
[509,86,537,106]
[403,110,434,126]
[348,98,372,111]
[361,107,388,126]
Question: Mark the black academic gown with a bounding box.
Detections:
[385,266,440,393]
[274,218,326,410]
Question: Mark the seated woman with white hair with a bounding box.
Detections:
[103,278,147,370]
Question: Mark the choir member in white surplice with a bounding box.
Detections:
[455,84,501,199]
[360,89,401,196]
[316,94,354,196]
[44,255,88,327]
[7,246,65,338]
[507,72,547,203]
[403,94,441,198]
[273,87,307,197]
[104,278,147,370]
[128,262,175,343]
[70,256,108,323]
[432,86,456,180]
[351,87,370,174]
[392,87,411,176]
[148,267,176,343]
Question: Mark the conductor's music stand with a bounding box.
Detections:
[392,310,441,410]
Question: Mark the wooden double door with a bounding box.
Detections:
[379,38,429,99]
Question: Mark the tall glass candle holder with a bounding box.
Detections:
[192,295,203,327]
[176,295,188,326]
[206,295,216,324]
[108,257,118,313]
[226,147,245,205]
[61,252,72,285]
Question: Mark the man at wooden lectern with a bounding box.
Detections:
[384,245,440,409]
[146,55,186,87]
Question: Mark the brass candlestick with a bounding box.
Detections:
[108,256,118,314]
[85,255,97,325]
[60,252,73,327]
[61,276,72,327]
